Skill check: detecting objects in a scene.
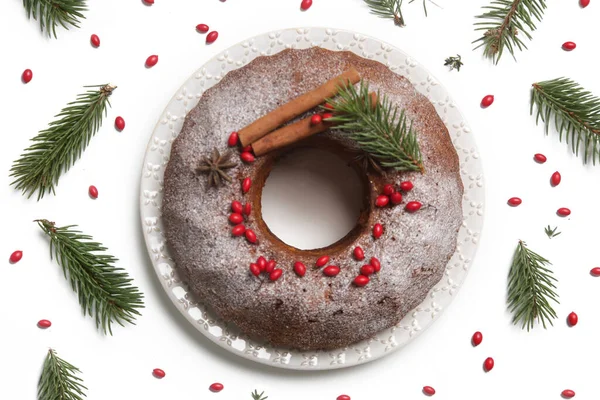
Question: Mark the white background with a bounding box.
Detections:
[1,1,600,399]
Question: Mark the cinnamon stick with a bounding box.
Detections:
[238,67,361,147]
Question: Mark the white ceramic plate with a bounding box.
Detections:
[139,28,484,370]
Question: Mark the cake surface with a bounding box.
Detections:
[162,48,464,351]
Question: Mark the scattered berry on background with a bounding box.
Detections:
[580,0,590,7]
[324,103,335,110]
[405,201,422,212]
[322,112,334,120]
[481,95,494,108]
[38,319,52,329]
[383,184,395,195]
[145,55,159,68]
[310,114,323,125]
[241,145,253,153]
[372,223,383,238]
[231,225,245,237]
[228,213,243,225]
[590,267,600,277]
[22,69,33,84]
[294,261,307,277]
[316,255,330,267]
[472,331,483,346]
[256,256,267,270]
[152,368,165,379]
[143,0,154,4]
[206,31,219,44]
[228,132,239,146]
[567,312,578,327]
[423,386,436,396]
[242,177,251,193]
[534,153,547,163]
[114,116,125,131]
[231,201,243,214]
[90,34,100,47]
[240,152,255,163]
[336,395,351,400]
[196,24,209,33]
[245,229,257,244]
[353,275,370,287]
[508,197,522,207]
[370,257,381,272]
[353,246,365,261]
[249,263,260,276]
[300,0,313,11]
[551,171,561,186]
[557,207,571,217]
[562,389,576,398]
[323,265,340,277]
[375,195,389,207]
[399,181,414,191]
[265,260,276,273]
[390,192,403,205]
[562,41,577,51]
[269,269,283,281]
[483,357,495,372]
[360,264,375,275]
[209,383,224,393]
[88,185,98,199]
[9,250,23,263]
[243,203,251,216]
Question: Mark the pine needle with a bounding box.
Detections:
[325,82,424,173]
[251,390,268,400]
[473,0,547,64]
[531,77,600,165]
[38,349,87,400]
[23,0,87,38]
[507,240,559,330]
[363,0,437,26]
[36,219,144,335]
[10,84,115,200]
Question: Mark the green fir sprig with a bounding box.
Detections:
[325,82,424,173]
[507,241,558,331]
[251,390,268,400]
[444,54,463,71]
[544,225,561,239]
[531,77,600,165]
[36,219,144,334]
[474,0,547,64]
[38,349,87,400]
[23,0,87,38]
[10,84,115,200]
[363,0,436,27]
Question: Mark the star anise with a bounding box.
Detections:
[196,148,237,187]
[348,150,386,176]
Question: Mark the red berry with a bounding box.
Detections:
[228,131,239,147]
[354,275,369,287]
[590,267,600,276]
[229,213,243,225]
[209,383,224,392]
[243,203,251,216]
[231,201,243,214]
[115,116,125,131]
[507,197,522,207]
[390,192,403,205]
[557,207,571,217]
[90,34,100,47]
[310,114,323,125]
[294,261,307,277]
[423,386,436,396]
[266,260,277,273]
[534,153,547,163]
[562,41,577,51]
[472,331,483,346]
[9,250,23,263]
[316,255,330,267]
[232,225,246,237]
[353,246,365,261]
[481,95,494,108]
[242,177,251,193]
[88,185,98,199]
[370,257,381,272]
[245,229,257,244]
[375,195,390,207]
[144,0,154,4]
[196,24,210,33]
[145,55,159,68]
[551,171,562,186]
[580,0,590,7]
[37,319,52,329]
[360,265,375,275]
[405,201,422,212]
[300,0,313,10]
[324,103,335,110]
[242,145,253,153]
[152,368,165,378]
[399,181,414,191]
[483,357,494,372]
[22,69,33,83]
[322,112,334,120]
[249,263,260,277]
[373,223,383,239]
[383,184,395,195]
[269,268,283,281]
[568,312,578,326]
[323,265,340,277]
[206,31,219,44]
[240,152,255,163]
[256,256,267,271]
[562,389,576,398]
[337,396,351,400]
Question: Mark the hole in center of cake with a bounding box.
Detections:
[261,147,365,250]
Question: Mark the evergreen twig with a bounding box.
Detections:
[544,225,561,239]
[531,77,600,165]
[473,0,547,64]
[36,219,144,334]
[23,0,87,38]
[10,84,115,200]
[325,82,424,173]
[364,0,437,26]
[444,54,463,71]
[251,390,268,400]
[38,349,87,400]
[507,240,558,330]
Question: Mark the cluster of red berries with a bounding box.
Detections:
[350,246,381,287]
[375,180,422,213]
[229,200,257,244]
[249,256,282,281]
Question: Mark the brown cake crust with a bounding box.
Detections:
[162,48,464,351]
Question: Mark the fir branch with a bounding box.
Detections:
[507,240,559,331]
[444,54,463,71]
[251,390,268,400]
[10,84,115,200]
[326,82,424,173]
[23,0,87,38]
[544,225,561,239]
[473,0,547,64]
[531,77,600,165]
[38,349,87,400]
[36,219,144,334]
[364,0,436,26]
